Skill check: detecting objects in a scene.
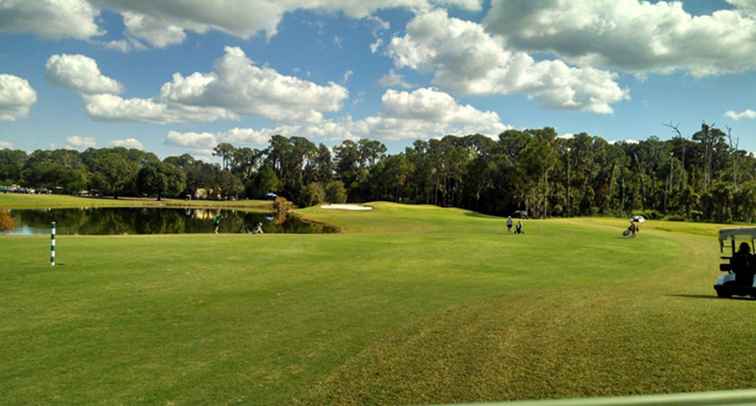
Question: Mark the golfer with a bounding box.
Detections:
[515,221,524,235]
[506,216,513,233]
[213,213,222,234]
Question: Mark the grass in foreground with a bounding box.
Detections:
[0,199,754,405]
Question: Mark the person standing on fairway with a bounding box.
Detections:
[213,213,222,234]
[515,221,524,235]
[506,216,513,233]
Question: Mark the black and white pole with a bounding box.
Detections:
[51,221,56,267]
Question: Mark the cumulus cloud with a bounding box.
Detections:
[361,87,509,139]
[47,48,346,124]
[293,87,509,141]
[165,127,275,151]
[0,140,14,149]
[65,135,96,150]
[83,94,236,124]
[379,69,415,89]
[1,1,485,48]
[111,137,145,149]
[434,0,482,11]
[483,0,756,77]
[725,109,756,120]
[0,0,102,40]
[370,38,384,54]
[0,74,37,121]
[158,46,348,124]
[46,54,123,95]
[388,10,628,114]
[167,87,509,149]
[120,11,196,48]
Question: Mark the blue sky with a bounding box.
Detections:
[2,0,756,157]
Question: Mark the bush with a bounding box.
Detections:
[665,214,687,222]
[0,209,15,232]
[272,197,294,225]
[302,182,325,207]
[325,180,347,204]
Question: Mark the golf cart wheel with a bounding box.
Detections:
[715,287,732,298]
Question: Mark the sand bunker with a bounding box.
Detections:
[320,204,373,211]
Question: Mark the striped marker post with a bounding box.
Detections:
[51,221,56,267]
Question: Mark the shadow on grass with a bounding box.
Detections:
[667,294,756,301]
[667,294,720,300]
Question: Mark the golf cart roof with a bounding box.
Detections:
[719,228,756,241]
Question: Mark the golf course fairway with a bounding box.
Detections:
[1,196,754,405]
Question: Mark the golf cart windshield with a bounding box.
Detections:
[718,228,756,255]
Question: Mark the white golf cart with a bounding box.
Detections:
[715,228,756,298]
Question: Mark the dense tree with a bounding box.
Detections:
[325,180,347,204]
[3,123,755,222]
[137,162,186,200]
[303,182,325,207]
[82,149,139,198]
[22,150,88,193]
[0,149,27,184]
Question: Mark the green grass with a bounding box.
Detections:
[0,193,272,211]
[0,198,754,405]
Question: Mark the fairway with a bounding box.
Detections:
[1,198,754,405]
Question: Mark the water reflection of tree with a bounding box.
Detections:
[10,208,334,235]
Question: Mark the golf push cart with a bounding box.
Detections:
[715,228,756,298]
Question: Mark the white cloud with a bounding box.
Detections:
[159,46,348,124]
[388,10,628,114]
[111,137,145,149]
[367,15,390,32]
[343,70,353,84]
[370,38,384,54]
[367,87,508,139]
[83,93,236,124]
[0,0,102,40]
[65,135,96,150]
[484,0,756,77]
[730,0,756,15]
[378,69,415,89]
[165,127,273,152]
[1,0,484,47]
[0,74,37,121]
[120,11,198,48]
[165,87,508,148]
[433,0,482,11]
[49,48,345,124]
[0,140,14,149]
[725,109,756,120]
[272,87,509,141]
[46,54,123,95]
[165,131,217,150]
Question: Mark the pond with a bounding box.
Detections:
[1,208,337,235]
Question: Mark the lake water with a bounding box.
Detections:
[1,208,337,235]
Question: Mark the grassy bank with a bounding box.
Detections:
[0,198,753,404]
[0,193,272,211]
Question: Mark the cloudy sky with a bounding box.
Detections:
[2,0,756,157]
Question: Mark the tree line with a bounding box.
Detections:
[1,123,755,223]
